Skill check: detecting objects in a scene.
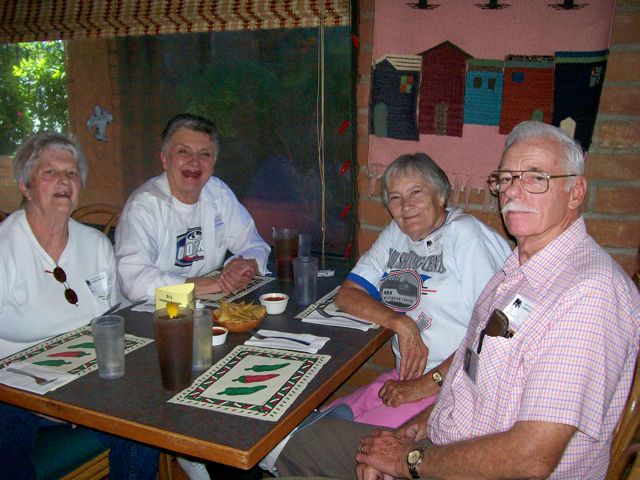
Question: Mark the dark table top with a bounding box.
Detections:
[0,267,391,469]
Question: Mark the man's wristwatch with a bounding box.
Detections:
[407,447,425,479]
[432,370,443,387]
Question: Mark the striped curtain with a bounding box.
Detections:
[0,0,350,43]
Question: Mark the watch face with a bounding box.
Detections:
[408,449,421,463]
[433,371,443,383]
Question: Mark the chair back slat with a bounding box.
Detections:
[607,354,640,479]
[71,204,121,237]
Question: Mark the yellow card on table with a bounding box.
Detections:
[155,283,195,311]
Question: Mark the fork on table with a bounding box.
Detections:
[6,368,57,386]
[248,330,311,346]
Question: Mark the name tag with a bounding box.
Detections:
[86,271,109,301]
[463,347,479,385]
[502,294,535,327]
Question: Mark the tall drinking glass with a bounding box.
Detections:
[192,308,213,372]
[91,315,125,380]
[293,256,318,306]
[273,228,299,282]
[153,307,194,390]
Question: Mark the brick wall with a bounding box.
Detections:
[327,0,640,402]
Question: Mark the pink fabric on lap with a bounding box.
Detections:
[323,370,437,428]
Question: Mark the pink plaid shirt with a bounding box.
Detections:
[428,218,640,479]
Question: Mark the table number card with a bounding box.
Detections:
[169,345,330,421]
[0,326,152,378]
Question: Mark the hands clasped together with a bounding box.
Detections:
[192,256,259,296]
[356,422,426,479]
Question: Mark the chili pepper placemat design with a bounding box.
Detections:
[0,325,152,377]
[168,345,330,421]
[197,273,276,308]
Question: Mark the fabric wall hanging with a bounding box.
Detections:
[369,0,616,208]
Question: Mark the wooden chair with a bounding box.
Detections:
[33,424,109,480]
[71,204,121,237]
[606,354,640,480]
[0,211,7,222]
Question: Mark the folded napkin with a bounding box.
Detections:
[301,311,376,331]
[0,361,76,394]
[132,300,157,313]
[244,329,329,353]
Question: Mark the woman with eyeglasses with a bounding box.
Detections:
[0,132,158,479]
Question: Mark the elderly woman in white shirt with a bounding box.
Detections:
[324,153,512,427]
[0,132,158,479]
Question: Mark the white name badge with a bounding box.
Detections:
[502,294,535,327]
[87,271,109,301]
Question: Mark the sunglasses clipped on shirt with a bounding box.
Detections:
[477,309,514,354]
[45,266,78,306]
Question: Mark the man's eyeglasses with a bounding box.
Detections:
[45,266,78,306]
[488,170,577,195]
[477,309,513,354]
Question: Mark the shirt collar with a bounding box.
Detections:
[502,217,587,290]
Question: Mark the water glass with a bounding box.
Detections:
[192,308,213,371]
[91,315,125,380]
[293,256,318,306]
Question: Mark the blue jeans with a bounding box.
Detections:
[0,402,159,479]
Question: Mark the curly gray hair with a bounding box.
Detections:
[13,132,89,192]
[381,153,451,209]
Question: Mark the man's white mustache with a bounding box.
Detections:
[501,202,538,214]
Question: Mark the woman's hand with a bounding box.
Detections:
[378,374,437,408]
[395,318,428,381]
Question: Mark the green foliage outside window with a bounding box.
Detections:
[0,41,68,155]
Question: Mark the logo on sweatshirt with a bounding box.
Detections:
[175,227,204,267]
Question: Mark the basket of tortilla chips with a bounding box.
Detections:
[213,301,267,333]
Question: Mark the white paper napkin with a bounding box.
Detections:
[131,300,157,313]
[244,329,329,353]
[0,361,76,394]
[301,311,376,331]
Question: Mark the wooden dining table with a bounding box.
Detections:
[0,266,391,470]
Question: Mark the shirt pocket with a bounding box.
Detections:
[85,270,111,304]
[475,335,515,398]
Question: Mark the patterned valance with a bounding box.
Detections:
[0,0,351,43]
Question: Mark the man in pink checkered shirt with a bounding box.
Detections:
[274,121,640,479]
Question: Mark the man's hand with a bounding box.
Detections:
[395,319,429,381]
[356,429,413,479]
[218,257,258,294]
[378,374,438,407]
